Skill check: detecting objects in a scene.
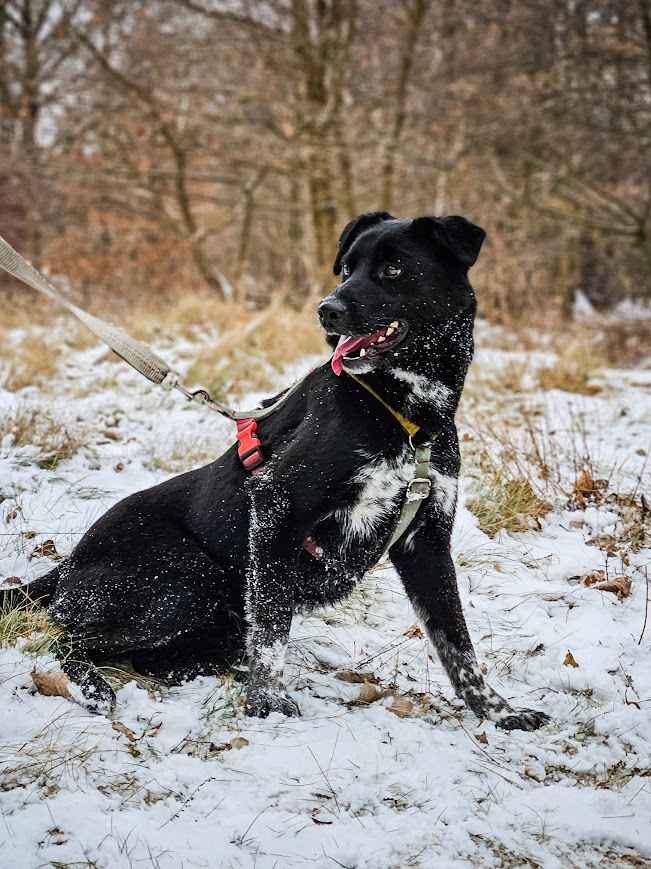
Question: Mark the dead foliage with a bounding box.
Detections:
[31,668,72,699]
[536,340,604,395]
[581,571,631,599]
[0,405,86,467]
[0,332,60,392]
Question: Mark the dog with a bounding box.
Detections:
[6,212,549,731]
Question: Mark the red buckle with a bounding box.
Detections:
[236,418,264,471]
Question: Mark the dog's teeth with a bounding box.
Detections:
[377,336,386,343]
[386,326,395,336]
[360,348,366,357]
[389,321,399,329]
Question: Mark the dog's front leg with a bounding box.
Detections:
[391,530,549,731]
[243,478,300,718]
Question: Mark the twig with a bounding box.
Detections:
[308,746,341,815]
[638,566,649,646]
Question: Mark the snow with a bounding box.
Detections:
[1,319,650,868]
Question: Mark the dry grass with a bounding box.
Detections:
[186,302,324,400]
[0,587,65,654]
[0,332,61,391]
[536,340,605,395]
[144,437,217,473]
[0,405,87,467]
[467,450,553,538]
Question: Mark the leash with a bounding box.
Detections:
[0,234,304,438]
[0,233,432,554]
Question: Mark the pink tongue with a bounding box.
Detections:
[331,335,369,376]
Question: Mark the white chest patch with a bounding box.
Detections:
[336,446,413,543]
[392,368,453,413]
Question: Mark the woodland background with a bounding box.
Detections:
[0,0,650,322]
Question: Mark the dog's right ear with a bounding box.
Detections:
[333,211,395,275]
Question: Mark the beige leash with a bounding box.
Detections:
[0,234,303,421]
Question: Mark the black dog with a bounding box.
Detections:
[9,212,549,730]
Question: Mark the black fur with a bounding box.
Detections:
[7,213,549,730]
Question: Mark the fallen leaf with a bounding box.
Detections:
[353,682,385,705]
[114,462,125,473]
[581,570,606,587]
[335,670,379,685]
[28,539,63,561]
[230,736,249,749]
[403,624,424,639]
[574,469,595,494]
[388,695,415,718]
[31,668,72,698]
[563,650,579,668]
[21,530,37,540]
[2,575,22,586]
[112,720,138,741]
[476,731,489,744]
[591,575,631,600]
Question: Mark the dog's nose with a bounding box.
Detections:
[318,298,347,328]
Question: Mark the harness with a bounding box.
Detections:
[0,233,433,558]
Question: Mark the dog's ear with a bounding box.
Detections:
[411,215,486,268]
[333,211,395,275]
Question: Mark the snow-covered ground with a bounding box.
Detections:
[1,320,650,868]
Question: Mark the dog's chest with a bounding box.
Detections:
[335,446,413,546]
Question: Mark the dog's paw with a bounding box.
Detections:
[63,660,116,716]
[495,708,550,732]
[244,687,300,719]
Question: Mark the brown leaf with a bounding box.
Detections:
[581,570,606,587]
[403,624,424,639]
[335,670,379,685]
[476,731,489,744]
[31,668,72,699]
[354,682,385,705]
[28,539,63,561]
[2,575,22,586]
[114,462,125,472]
[592,575,631,600]
[574,469,596,494]
[563,650,579,668]
[230,736,249,750]
[112,721,138,741]
[388,695,415,718]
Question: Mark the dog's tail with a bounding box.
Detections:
[1,566,60,610]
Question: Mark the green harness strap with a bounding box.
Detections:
[346,372,435,555]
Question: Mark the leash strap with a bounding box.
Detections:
[0,233,304,422]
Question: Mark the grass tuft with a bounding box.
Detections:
[467,460,553,538]
[536,340,604,395]
[0,405,87,467]
[0,333,61,392]
[0,587,65,653]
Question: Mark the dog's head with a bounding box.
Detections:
[319,212,485,375]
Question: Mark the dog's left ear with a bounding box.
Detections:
[333,211,395,275]
[411,215,486,268]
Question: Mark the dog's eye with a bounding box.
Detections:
[341,263,351,279]
[382,264,402,280]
